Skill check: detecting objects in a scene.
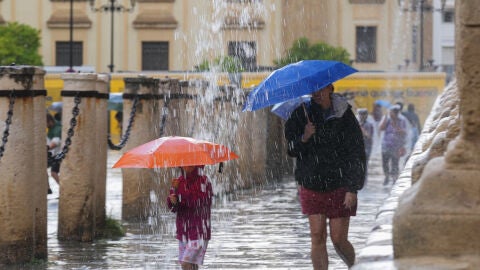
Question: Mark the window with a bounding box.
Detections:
[443,10,454,23]
[56,41,83,66]
[228,41,256,71]
[355,26,376,63]
[142,42,169,71]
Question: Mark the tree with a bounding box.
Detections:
[274,37,350,67]
[196,56,244,73]
[0,22,43,66]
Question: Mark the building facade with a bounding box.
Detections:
[433,0,455,81]
[0,0,446,74]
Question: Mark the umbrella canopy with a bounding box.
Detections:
[47,94,124,112]
[374,99,391,108]
[271,95,311,120]
[112,136,239,168]
[48,101,63,112]
[242,60,357,112]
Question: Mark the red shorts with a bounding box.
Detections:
[299,186,357,218]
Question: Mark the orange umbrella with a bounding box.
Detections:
[113,136,239,168]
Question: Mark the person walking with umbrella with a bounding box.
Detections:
[285,84,366,269]
[113,136,239,269]
[167,165,212,270]
[379,105,407,185]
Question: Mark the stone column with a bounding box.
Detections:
[158,78,182,136]
[211,85,241,193]
[236,90,269,190]
[32,69,48,259]
[58,73,98,242]
[0,66,45,264]
[393,0,480,258]
[121,77,157,221]
[94,74,109,232]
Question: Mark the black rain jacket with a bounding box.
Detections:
[284,96,366,193]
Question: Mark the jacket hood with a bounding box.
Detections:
[330,93,350,119]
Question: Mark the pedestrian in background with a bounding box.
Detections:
[379,105,407,185]
[285,84,366,270]
[403,103,422,150]
[47,113,61,187]
[357,108,374,182]
[167,165,213,270]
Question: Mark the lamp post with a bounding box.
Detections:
[399,0,446,71]
[67,0,74,72]
[89,0,136,73]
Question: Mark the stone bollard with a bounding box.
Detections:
[32,68,48,260]
[94,74,109,232]
[158,78,182,137]
[0,66,47,264]
[121,77,158,221]
[236,88,269,190]
[214,85,241,192]
[178,80,199,138]
[149,78,188,211]
[393,0,480,260]
[58,73,98,242]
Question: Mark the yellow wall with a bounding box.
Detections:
[334,72,445,125]
[45,72,446,141]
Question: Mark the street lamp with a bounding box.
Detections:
[89,0,136,73]
[67,0,75,72]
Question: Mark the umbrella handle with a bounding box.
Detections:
[302,103,312,123]
[218,162,224,173]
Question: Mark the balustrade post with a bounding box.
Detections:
[94,74,109,232]
[121,77,158,221]
[58,73,98,242]
[393,0,480,258]
[0,66,46,263]
[157,78,182,136]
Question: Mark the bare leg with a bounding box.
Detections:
[47,175,52,194]
[329,217,355,267]
[51,171,60,185]
[308,214,328,270]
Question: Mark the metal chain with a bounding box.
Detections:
[0,92,15,159]
[108,96,139,150]
[48,95,81,166]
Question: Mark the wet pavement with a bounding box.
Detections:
[15,149,393,270]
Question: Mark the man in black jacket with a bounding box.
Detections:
[285,84,366,270]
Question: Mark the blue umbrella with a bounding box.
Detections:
[271,95,311,120]
[48,101,63,112]
[242,60,357,111]
[374,99,391,108]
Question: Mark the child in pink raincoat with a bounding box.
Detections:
[167,165,213,270]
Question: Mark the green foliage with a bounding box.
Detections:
[196,55,244,73]
[274,37,350,67]
[27,257,48,265]
[98,217,126,240]
[0,22,43,66]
